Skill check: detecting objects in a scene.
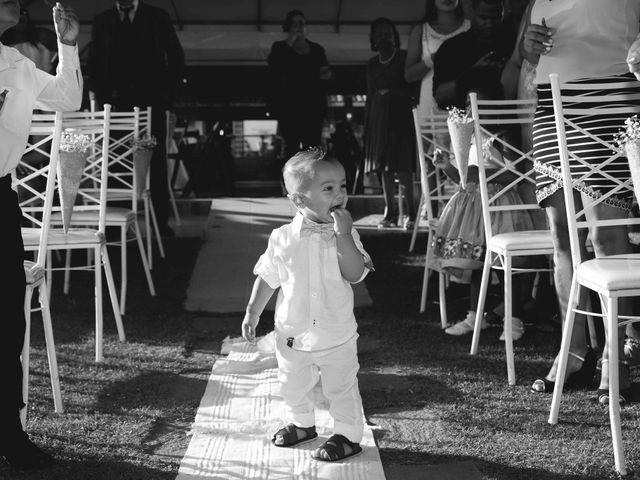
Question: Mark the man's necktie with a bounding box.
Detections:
[300,220,335,240]
[121,6,133,25]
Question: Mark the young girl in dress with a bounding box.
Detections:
[429,90,534,340]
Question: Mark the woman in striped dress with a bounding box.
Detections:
[526,0,640,404]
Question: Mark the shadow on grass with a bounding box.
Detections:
[0,460,176,480]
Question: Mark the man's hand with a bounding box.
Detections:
[628,36,640,80]
[432,148,450,168]
[242,312,259,344]
[53,2,79,46]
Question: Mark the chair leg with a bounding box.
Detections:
[21,287,33,428]
[102,247,126,343]
[470,254,493,355]
[144,196,153,267]
[39,280,63,413]
[397,182,404,227]
[134,221,156,297]
[606,296,626,475]
[120,225,127,315]
[420,229,434,313]
[438,272,447,328]
[168,178,181,227]
[549,277,580,424]
[148,197,166,259]
[63,248,71,295]
[94,246,103,362]
[504,256,516,386]
[409,194,424,253]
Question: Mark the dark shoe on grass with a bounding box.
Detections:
[1,432,54,471]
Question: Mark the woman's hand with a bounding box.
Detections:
[627,36,640,80]
[53,2,79,46]
[523,19,553,56]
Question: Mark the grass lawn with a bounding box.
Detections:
[3,227,640,479]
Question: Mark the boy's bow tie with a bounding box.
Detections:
[300,221,335,239]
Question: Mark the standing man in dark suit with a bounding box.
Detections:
[88,0,184,237]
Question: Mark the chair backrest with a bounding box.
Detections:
[412,109,457,221]
[15,111,63,267]
[469,94,539,242]
[549,73,640,267]
[16,107,112,237]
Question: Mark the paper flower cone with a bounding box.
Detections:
[447,117,474,188]
[57,150,88,233]
[625,141,640,201]
[133,149,152,198]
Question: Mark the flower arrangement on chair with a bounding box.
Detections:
[614,115,640,202]
[131,135,157,197]
[58,129,92,233]
[447,106,474,189]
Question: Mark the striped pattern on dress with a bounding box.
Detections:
[532,75,639,210]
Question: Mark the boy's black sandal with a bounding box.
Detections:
[271,424,317,447]
[311,434,362,462]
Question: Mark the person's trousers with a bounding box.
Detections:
[275,334,364,444]
[0,174,27,434]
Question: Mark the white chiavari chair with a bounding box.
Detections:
[20,106,125,363]
[411,109,457,327]
[468,94,555,385]
[547,73,640,476]
[52,105,157,315]
[16,111,64,424]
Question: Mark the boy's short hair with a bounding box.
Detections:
[282,147,339,194]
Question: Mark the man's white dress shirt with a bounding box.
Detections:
[254,212,373,352]
[0,41,82,177]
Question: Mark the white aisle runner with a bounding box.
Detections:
[176,335,386,480]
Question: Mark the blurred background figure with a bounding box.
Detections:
[88,0,185,237]
[267,9,332,161]
[363,17,417,230]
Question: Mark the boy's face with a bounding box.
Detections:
[294,162,348,224]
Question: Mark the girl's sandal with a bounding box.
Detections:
[272,424,318,447]
[311,434,362,462]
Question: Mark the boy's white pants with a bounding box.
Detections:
[275,334,364,444]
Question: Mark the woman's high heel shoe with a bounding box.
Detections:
[596,360,633,405]
[531,348,597,393]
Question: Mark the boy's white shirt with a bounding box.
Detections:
[254,212,373,352]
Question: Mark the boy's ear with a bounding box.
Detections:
[287,193,305,209]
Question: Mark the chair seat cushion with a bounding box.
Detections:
[22,227,105,248]
[488,230,555,253]
[577,254,640,292]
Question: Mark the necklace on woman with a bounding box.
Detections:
[378,48,396,65]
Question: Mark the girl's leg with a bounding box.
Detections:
[396,171,417,220]
[539,189,591,383]
[379,171,397,226]
[581,194,633,392]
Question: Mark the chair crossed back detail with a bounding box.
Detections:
[549,73,640,268]
[14,111,63,266]
[412,109,457,220]
[16,107,112,237]
[101,106,151,204]
[469,95,539,242]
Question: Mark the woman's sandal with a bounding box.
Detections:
[531,348,597,394]
[272,424,318,447]
[596,360,633,406]
[311,434,362,462]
